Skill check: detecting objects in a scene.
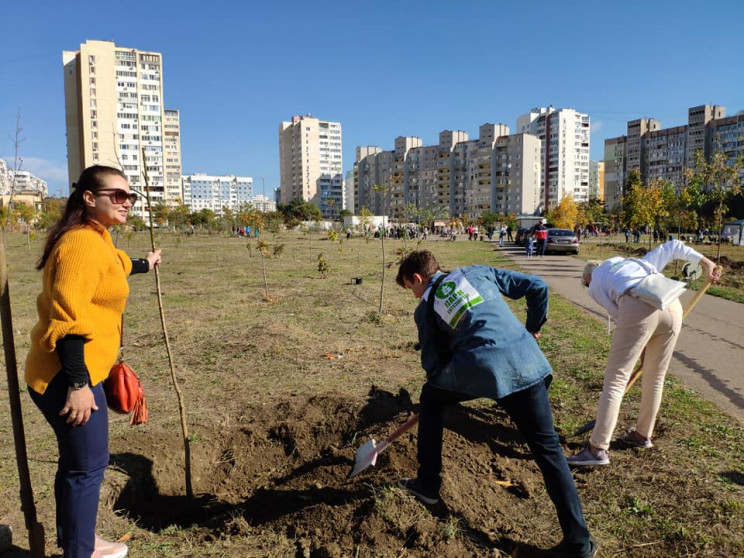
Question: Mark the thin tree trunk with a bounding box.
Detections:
[0,229,46,558]
[141,152,194,499]
[261,251,269,300]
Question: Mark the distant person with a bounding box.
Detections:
[568,240,721,467]
[624,229,630,243]
[395,250,597,558]
[25,165,161,558]
[506,224,513,242]
[346,227,352,240]
[534,219,548,257]
[526,236,535,259]
[498,225,506,247]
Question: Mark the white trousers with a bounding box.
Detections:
[590,294,683,450]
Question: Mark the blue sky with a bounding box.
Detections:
[1,0,742,198]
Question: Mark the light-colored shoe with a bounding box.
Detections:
[567,446,610,467]
[95,535,128,558]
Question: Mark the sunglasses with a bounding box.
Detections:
[93,188,138,205]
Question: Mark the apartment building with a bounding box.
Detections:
[516,107,591,211]
[163,109,183,205]
[182,173,253,215]
[0,158,49,197]
[251,194,277,213]
[588,161,605,202]
[63,40,181,219]
[278,114,343,217]
[603,104,739,210]
[355,124,541,220]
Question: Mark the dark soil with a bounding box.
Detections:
[98,388,583,557]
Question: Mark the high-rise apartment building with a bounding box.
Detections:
[278,114,343,217]
[63,40,181,219]
[355,124,541,220]
[603,104,740,210]
[163,109,183,205]
[182,173,253,214]
[516,107,591,211]
[588,161,605,202]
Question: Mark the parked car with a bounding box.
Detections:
[545,228,579,254]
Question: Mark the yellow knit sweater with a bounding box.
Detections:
[25,224,133,394]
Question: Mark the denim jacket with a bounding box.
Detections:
[414,266,552,400]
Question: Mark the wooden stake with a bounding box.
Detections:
[0,229,46,557]
[140,152,194,498]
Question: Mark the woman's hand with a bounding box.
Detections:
[59,385,99,426]
[146,249,162,271]
[700,257,722,284]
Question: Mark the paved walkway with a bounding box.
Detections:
[495,243,744,425]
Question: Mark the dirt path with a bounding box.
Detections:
[496,244,744,425]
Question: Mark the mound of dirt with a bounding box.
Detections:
[104,388,568,557]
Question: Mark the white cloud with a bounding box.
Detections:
[590,121,603,133]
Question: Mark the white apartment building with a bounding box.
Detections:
[251,194,277,213]
[163,109,183,205]
[182,173,253,215]
[517,106,591,210]
[63,40,181,219]
[355,125,541,220]
[0,159,49,197]
[278,114,343,217]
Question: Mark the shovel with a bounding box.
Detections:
[573,276,716,437]
[348,414,419,478]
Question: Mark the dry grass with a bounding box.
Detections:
[0,230,742,557]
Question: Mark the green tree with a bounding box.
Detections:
[36,198,65,230]
[479,210,502,228]
[278,197,322,226]
[152,202,170,228]
[190,208,217,230]
[685,150,744,262]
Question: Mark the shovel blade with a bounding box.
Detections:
[348,438,378,478]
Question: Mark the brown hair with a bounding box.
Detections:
[395,250,442,287]
[37,165,126,270]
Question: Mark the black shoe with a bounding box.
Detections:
[551,535,598,558]
[396,478,439,505]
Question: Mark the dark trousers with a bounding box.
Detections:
[30,373,109,558]
[416,379,591,553]
[536,238,547,256]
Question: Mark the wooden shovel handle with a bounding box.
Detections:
[385,414,420,444]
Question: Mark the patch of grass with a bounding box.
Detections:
[441,515,462,541]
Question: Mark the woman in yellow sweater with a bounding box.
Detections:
[26,165,161,558]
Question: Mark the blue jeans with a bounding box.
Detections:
[416,378,591,554]
[29,373,109,558]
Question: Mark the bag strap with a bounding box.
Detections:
[426,273,448,328]
[425,273,452,363]
[628,257,656,276]
[118,315,125,362]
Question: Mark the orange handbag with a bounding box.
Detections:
[104,320,148,425]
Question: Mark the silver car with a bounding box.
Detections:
[545,228,579,254]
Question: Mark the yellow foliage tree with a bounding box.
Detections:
[547,195,578,229]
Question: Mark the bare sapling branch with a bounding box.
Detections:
[141,148,194,499]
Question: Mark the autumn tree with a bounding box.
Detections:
[622,177,675,248]
[685,149,744,262]
[547,195,579,229]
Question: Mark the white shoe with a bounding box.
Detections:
[95,535,128,558]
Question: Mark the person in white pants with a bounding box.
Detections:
[568,240,721,466]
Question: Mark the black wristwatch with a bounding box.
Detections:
[70,381,88,390]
